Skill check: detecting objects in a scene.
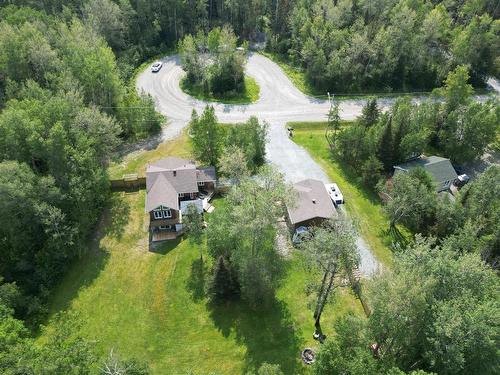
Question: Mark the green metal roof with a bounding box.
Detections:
[394,155,458,184]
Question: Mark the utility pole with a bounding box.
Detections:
[325,91,340,151]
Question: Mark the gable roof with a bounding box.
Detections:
[287,179,337,225]
[145,157,216,213]
[146,173,179,211]
[149,156,196,171]
[394,155,458,184]
[196,167,217,182]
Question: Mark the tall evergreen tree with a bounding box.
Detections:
[359,99,380,128]
[208,256,239,301]
[393,119,406,164]
[325,100,341,151]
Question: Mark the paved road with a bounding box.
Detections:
[139,53,404,125]
[137,53,496,126]
[136,54,496,276]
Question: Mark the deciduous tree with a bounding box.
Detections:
[300,219,359,337]
[190,106,223,167]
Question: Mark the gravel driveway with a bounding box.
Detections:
[136,54,496,277]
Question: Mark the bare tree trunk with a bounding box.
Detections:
[314,269,336,336]
[313,270,329,320]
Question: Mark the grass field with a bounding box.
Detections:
[40,190,363,374]
[180,76,260,104]
[290,121,398,267]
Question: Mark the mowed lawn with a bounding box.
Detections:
[41,188,364,374]
[290,122,395,267]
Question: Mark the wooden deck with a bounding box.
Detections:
[151,230,183,242]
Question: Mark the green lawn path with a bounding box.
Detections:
[41,189,363,374]
[39,122,384,374]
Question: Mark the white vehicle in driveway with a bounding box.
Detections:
[151,61,163,72]
[325,183,344,205]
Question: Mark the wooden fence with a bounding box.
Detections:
[110,174,146,190]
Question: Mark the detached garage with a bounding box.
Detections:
[286,179,337,230]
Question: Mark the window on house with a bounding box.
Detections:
[162,209,172,219]
[198,181,205,186]
[178,193,184,198]
[153,206,172,219]
[190,192,196,199]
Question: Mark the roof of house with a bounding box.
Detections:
[145,157,216,212]
[394,155,458,184]
[146,173,180,211]
[149,156,196,171]
[196,167,217,182]
[287,179,337,225]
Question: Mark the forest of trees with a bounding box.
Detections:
[5,0,497,94]
[0,3,162,373]
[180,26,246,95]
[0,2,164,318]
[286,0,499,92]
[331,65,499,265]
[313,236,499,375]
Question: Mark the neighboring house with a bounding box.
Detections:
[286,178,337,230]
[393,155,458,192]
[145,157,216,242]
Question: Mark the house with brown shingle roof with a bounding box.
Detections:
[286,178,337,230]
[146,156,216,242]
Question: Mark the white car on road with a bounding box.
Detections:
[325,183,344,205]
[151,61,163,72]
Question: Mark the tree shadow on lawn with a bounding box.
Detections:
[149,237,182,255]
[383,225,411,251]
[208,299,304,374]
[40,212,112,331]
[186,258,206,302]
[105,194,131,240]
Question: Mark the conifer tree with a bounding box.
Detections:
[208,256,239,301]
[360,98,380,128]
